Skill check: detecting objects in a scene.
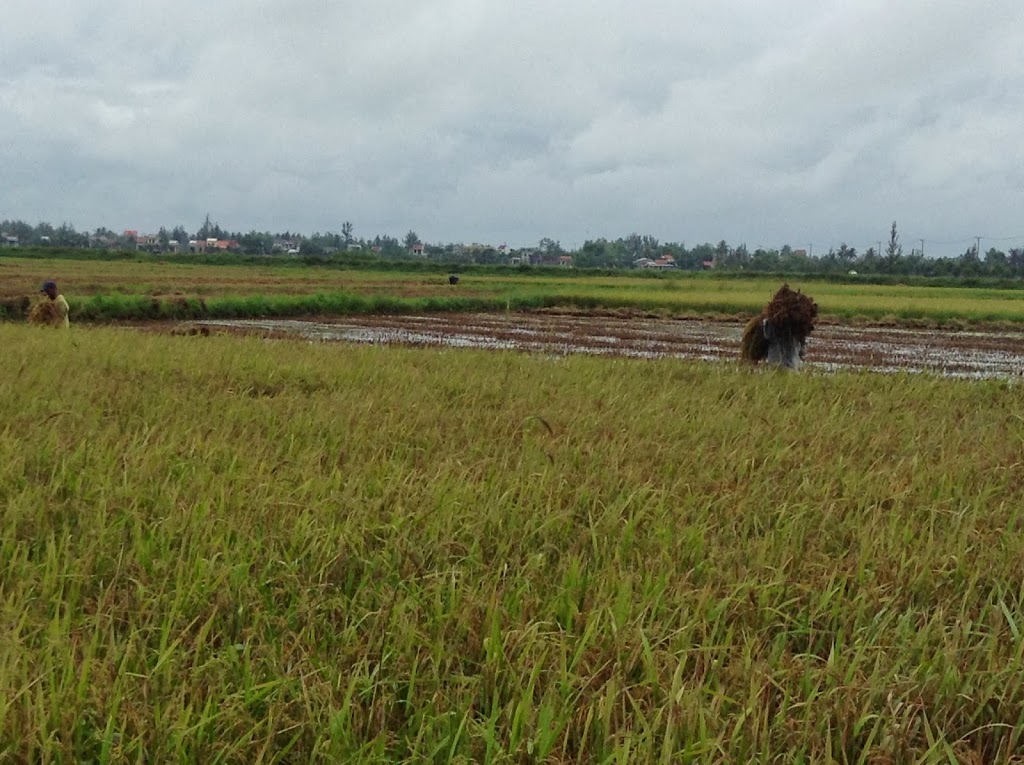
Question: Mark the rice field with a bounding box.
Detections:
[5,323,1024,762]
[5,255,1024,324]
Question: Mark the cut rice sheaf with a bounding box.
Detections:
[27,300,59,325]
[740,284,818,363]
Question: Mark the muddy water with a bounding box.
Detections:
[193,314,1024,380]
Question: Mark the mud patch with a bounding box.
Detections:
[187,314,1024,380]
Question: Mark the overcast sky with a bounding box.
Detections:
[2,1,1023,256]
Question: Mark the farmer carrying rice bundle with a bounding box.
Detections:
[28,281,70,328]
[740,284,817,370]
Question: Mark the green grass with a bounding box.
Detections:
[36,283,1024,325]
[15,292,556,322]
[4,325,1024,762]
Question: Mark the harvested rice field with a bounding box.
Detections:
[181,312,1024,380]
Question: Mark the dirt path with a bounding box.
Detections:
[184,313,1024,380]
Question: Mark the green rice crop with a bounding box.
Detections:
[4,324,1024,762]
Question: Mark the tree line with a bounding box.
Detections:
[0,216,423,259]
[4,217,1024,279]
[575,224,1024,278]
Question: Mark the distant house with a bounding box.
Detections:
[91,234,118,249]
[189,238,240,253]
[410,243,425,256]
[701,259,714,270]
[533,252,572,267]
[1,234,19,247]
[635,256,675,269]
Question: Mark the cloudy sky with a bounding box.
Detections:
[2,1,1023,255]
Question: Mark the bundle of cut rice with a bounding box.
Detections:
[27,300,59,325]
[739,284,818,363]
[763,283,818,340]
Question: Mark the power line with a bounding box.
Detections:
[916,234,1024,245]
[918,236,978,245]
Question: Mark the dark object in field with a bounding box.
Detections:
[170,323,211,337]
[0,295,31,319]
[740,284,818,370]
[449,275,460,285]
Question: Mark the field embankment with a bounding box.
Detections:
[4,325,1024,761]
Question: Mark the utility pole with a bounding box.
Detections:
[919,239,925,257]
[975,236,982,257]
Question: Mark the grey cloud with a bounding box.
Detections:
[1,0,1023,253]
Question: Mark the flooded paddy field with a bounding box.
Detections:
[187,312,1024,380]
